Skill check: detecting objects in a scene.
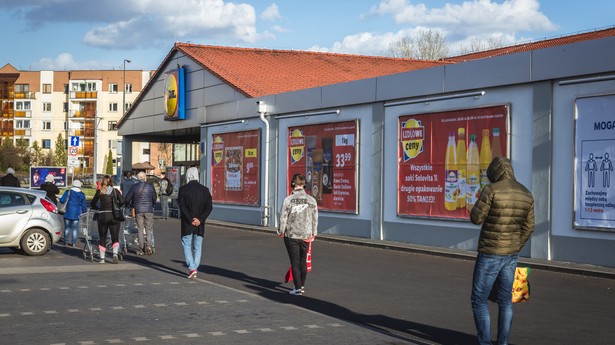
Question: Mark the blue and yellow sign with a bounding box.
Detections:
[164,68,185,121]
[212,136,224,165]
[401,118,424,161]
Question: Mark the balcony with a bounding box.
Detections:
[70,91,98,99]
[14,92,35,99]
[14,128,31,136]
[14,110,31,118]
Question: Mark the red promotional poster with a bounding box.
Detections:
[398,106,508,219]
[210,129,260,205]
[287,120,358,213]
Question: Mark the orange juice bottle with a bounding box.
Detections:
[491,127,502,158]
[466,134,480,210]
[444,132,458,211]
[479,129,492,189]
[456,128,467,209]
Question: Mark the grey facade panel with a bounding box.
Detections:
[274,87,323,114]
[376,67,446,101]
[321,78,377,108]
[444,53,531,91]
[203,83,240,106]
[532,37,615,81]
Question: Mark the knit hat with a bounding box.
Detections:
[7,167,15,174]
[72,180,82,188]
[45,174,55,183]
[186,167,199,182]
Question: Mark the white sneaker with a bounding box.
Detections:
[289,288,303,295]
[99,258,105,263]
[300,286,305,293]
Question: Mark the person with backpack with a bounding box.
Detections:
[159,171,173,219]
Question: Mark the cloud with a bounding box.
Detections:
[30,52,116,70]
[322,0,558,56]
[261,3,281,21]
[4,0,264,49]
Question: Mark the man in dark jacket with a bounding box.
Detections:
[124,171,157,255]
[178,167,212,279]
[0,167,21,187]
[40,174,60,204]
[470,156,535,345]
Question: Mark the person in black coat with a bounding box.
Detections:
[177,167,213,279]
[40,174,60,204]
[0,167,21,187]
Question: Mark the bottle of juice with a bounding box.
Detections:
[456,128,467,209]
[479,129,492,189]
[444,132,458,211]
[466,134,480,210]
[491,127,502,159]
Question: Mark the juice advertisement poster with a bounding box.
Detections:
[210,129,260,206]
[287,120,358,213]
[398,106,508,220]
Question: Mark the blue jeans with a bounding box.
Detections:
[64,218,79,245]
[471,253,518,345]
[181,234,203,271]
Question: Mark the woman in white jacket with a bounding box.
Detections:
[278,174,318,295]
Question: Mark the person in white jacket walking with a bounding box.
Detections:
[278,174,318,295]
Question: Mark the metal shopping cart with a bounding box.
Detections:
[121,209,156,255]
[80,209,125,262]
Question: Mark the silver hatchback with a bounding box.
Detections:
[0,187,63,256]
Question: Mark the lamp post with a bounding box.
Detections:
[122,59,131,115]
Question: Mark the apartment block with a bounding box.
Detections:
[0,63,152,176]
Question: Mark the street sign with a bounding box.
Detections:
[69,146,78,156]
[68,157,80,167]
[70,136,80,147]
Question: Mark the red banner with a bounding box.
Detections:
[398,106,508,219]
[210,129,260,205]
[287,121,358,213]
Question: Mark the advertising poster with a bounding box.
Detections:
[287,120,358,213]
[574,95,615,231]
[210,129,260,206]
[398,106,508,219]
[166,166,180,196]
[30,167,68,188]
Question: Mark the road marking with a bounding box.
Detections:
[0,263,145,275]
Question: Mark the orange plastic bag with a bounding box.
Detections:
[488,267,531,303]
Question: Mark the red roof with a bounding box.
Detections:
[446,26,615,63]
[175,43,447,97]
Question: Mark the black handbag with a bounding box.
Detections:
[111,190,125,222]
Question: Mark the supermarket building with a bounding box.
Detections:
[118,28,615,268]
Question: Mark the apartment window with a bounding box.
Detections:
[16,138,30,146]
[109,102,118,112]
[42,103,51,111]
[63,102,68,112]
[16,120,31,129]
[64,84,68,94]
[43,84,52,93]
[108,121,118,131]
[64,121,68,130]
[109,139,118,149]
[125,83,133,93]
[143,148,150,155]
[42,121,51,131]
[125,102,133,112]
[15,101,30,110]
[15,84,30,93]
[72,82,97,91]
[109,83,118,93]
[42,139,52,149]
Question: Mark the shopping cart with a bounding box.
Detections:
[80,209,125,262]
[121,209,156,255]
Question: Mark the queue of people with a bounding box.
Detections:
[1,157,535,345]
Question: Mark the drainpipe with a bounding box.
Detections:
[257,101,270,226]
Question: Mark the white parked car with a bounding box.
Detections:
[0,187,63,255]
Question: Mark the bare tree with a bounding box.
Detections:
[458,37,505,55]
[387,29,449,60]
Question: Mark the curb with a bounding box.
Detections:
[208,220,615,280]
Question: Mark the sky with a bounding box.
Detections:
[0,0,613,71]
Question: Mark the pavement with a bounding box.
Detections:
[1,216,613,345]
[208,219,615,280]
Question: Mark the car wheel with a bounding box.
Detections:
[20,229,51,256]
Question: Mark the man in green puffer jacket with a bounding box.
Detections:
[469,156,534,345]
